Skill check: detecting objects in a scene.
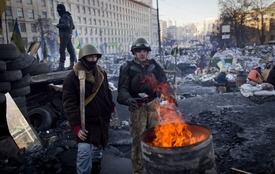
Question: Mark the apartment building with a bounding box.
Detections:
[0,0,158,54]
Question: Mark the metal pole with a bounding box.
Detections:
[5,12,9,44]
[156,0,163,66]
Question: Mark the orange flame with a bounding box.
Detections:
[141,75,206,147]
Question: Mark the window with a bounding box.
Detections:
[5,6,12,16]
[31,24,36,32]
[77,6,80,13]
[28,10,34,19]
[50,0,54,8]
[16,0,22,2]
[83,17,86,24]
[20,23,26,32]
[82,7,85,14]
[27,0,32,4]
[51,12,55,20]
[90,28,93,35]
[41,0,46,7]
[89,18,92,25]
[8,22,13,31]
[22,37,28,46]
[17,8,24,18]
[88,8,91,14]
[77,16,81,23]
[42,11,47,18]
[68,4,71,11]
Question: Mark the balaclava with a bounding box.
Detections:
[81,56,98,72]
[57,4,66,17]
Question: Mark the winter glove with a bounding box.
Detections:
[126,98,138,111]
[73,125,82,135]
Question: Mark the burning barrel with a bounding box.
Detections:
[141,122,217,174]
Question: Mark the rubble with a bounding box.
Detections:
[1,45,275,173]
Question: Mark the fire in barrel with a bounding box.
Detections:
[140,75,217,173]
[141,122,217,174]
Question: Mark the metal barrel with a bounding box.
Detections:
[141,123,217,174]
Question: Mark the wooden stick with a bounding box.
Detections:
[231,167,253,174]
[78,70,86,132]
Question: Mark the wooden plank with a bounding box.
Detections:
[30,70,71,84]
[164,70,177,73]
[231,167,253,174]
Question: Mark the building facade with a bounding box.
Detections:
[1,0,158,55]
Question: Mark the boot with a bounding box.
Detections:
[66,61,74,70]
[91,161,101,174]
[55,62,65,71]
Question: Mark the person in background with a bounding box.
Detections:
[216,69,229,92]
[266,65,275,87]
[216,69,228,84]
[56,4,77,71]
[117,38,177,174]
[247,67,264,84]
[62,44,115,174]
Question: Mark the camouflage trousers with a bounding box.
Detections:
[129,98,160,174]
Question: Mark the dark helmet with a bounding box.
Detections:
[78,44,102,60]
[131,38,151,53]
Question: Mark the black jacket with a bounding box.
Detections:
[56,11,75,37]
[216,72,228,84]
[117,59,173,105]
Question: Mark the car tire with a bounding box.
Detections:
[0,70,22,82]
[11,73,31,89]
[0,44,18,61]
[27,107,53,132]
[6,54,35,70]
[0,60,6,72]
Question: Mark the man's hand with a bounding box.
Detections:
[73,125,88,141]
[77,129,88,141]
[127,98,138,111]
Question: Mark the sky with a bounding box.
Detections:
[153,0,220,26]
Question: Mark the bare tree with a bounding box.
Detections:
[218,0,253,47]
[249,0,274,45]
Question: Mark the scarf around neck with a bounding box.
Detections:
[73,62,104,93]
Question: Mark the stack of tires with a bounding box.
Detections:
[0,44,51,132]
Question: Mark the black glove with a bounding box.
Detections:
[126,98,138,111]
